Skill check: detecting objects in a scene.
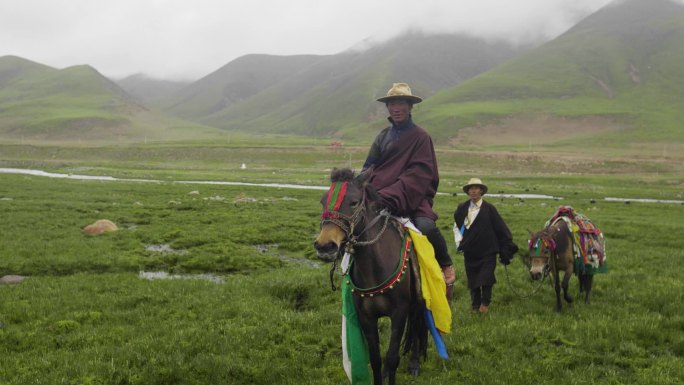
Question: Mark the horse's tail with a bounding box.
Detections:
[402,268,428,359]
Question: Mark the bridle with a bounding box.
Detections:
[530,234,556,256]
[529,233,556,277]
[320,181,393,252]
[319,181,398,292]
[503,233,554,299]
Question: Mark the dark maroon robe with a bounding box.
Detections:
[363,121,439,220]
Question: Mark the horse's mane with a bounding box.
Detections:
[330,168,355,183]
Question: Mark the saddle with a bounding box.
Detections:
[546,205,608,274]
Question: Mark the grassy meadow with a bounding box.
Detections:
[1,142,683,385]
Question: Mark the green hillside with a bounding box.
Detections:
[420,0,684,148]
[0,55,54,88]
[0,56,226,144]
[116,73,190,105]
[174,33,522,137]
[160,54,323,119]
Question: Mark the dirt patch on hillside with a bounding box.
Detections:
[451,115,626,146]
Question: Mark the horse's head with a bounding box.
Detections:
[528,229,555,280]
[313,168,375,262]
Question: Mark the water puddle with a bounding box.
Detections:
[255,243,321,268]
[139,271,224,284]
[604,197,684,204]
[145,244,188,255]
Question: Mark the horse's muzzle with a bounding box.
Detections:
[530,271,543,281]
[315,224,346,262]
[313,240,340,262]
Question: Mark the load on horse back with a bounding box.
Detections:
[313,168,450,385]
[528,205,607,312]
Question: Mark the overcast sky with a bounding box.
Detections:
[1,0,614,81]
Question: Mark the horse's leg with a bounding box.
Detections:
[562,271,574,304]
[407,309,424,379]
[359,316,383,385]
[383,313,408,385]
[407,309,427,378]
[584,273,594,304]
[553,269,562,313]
[561,250,574,305]
[407,347,420,378]
[406,277,425,378]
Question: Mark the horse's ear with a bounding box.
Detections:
[356,166,373,185]
[331,167,355,183]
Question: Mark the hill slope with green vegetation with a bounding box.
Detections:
[419,0,684,151]
[159,54,324,120]
[119,32,522,138]
[115,73,190,106]
[2,0,684,152]
[0,56,227,144]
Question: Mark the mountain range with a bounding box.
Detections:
[1,0,682,148]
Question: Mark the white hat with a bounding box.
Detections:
[463,178,488,194]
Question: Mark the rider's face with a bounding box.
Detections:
[386,99,412,125]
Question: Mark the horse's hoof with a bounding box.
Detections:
[408,367,420,377]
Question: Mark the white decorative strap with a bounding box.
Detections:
[341,251,351,274]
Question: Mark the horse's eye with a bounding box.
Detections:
[349,200,360,208]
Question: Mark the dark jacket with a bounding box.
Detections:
[362,118,439,220]
[454,200,518,288]
[454,200,518,259]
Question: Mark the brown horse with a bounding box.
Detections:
[528,219,594,312]
[313,168,427,385]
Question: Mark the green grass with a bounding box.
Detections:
[1,169,683,384]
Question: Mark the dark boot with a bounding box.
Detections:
[425,227,453,267]
[414,219,455,302]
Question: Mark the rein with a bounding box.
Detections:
[503,262,549,299]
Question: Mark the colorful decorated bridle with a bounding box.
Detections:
[320,180,402,295]
[320,181,362,240]
[320,181,392,251]
[528,231,558,278]
[528,236,557,257]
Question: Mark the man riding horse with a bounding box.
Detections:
[362,82,456,301]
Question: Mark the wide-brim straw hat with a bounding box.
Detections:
[376,82,423,104]
[463,177,488,194]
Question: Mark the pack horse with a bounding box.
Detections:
[528,206,608,312]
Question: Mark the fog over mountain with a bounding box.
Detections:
[3,0,684,148]
[1,0,614,81]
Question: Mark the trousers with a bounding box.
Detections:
[470,285,492,309]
